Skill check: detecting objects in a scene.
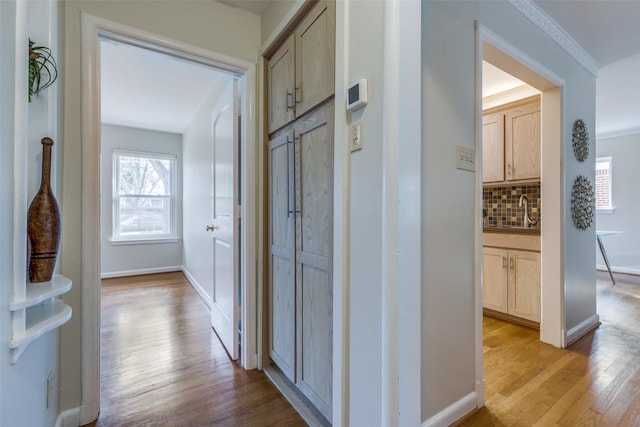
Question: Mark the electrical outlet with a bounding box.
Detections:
[350,122,363,152]
[46,371,54,409]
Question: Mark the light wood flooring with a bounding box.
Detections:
[457,271,640,426]
[83,272,305,427]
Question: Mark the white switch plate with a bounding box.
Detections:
[351,122,363,152]
[456,145,475,172]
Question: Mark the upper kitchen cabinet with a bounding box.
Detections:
[267,0,335,134]
[482,112,505,183]
[482,96,540,184]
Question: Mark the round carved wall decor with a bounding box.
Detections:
[571,175,595,231]
[572,119,590,162]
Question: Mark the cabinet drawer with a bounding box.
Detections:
[483,233,540,251]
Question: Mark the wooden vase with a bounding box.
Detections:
[27,137,61,283]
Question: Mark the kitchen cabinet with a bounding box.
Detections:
[483,234,540,323]
[267,0,335,134]
[482,96,540,184]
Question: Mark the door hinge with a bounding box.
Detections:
[236,205,242,218]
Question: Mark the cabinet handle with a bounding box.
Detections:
[286,90,293,111]
[294,87,300,104]
[287,136,294,216]
[507,163,512,177]
[509,256,514,269]
[502,256,506,268]
[206,225,217,232]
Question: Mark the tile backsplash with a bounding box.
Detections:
[483,184,541,228]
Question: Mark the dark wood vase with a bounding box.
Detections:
[27,137,61,283]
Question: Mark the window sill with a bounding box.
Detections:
[596,207,616,215]
[110,237,180,246]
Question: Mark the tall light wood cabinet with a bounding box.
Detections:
[482,96,540,184]
[266,0,335,421]
[267,0,335,134]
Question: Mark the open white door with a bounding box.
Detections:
[210,80,240,360]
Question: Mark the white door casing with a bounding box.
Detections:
[210,80,240,360]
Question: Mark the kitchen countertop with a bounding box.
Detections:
[483,226,540,236]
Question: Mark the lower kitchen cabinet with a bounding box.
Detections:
[482,246,540,323]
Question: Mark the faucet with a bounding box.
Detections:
[519,195,539,228]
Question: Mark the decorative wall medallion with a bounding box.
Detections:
[572,119,589,161]
[571,175,595,231]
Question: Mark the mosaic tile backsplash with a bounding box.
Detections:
[483,184,541,229]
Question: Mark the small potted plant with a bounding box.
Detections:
[28,39,58,102]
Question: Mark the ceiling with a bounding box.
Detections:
[100,1,640,139]
[100,39,230,134]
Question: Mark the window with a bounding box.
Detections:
[113,150,177,241]
[595,156,613,212]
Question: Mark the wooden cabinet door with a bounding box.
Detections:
[507,250,541,322]
[268,128,296,381]
[482,247,508,313]
[294,0,335,117]
[294,104,334,419]
[506,102,540,181]
[268,35,296,134]
[482,112,505,183]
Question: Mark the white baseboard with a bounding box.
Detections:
[182,267,213,309]
[101,265,182,279]
[55,407,81,427]
[597,264,640,276]
[566,313,600,346]
[422,392,477,427]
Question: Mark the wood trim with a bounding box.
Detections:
[482,94,539,115]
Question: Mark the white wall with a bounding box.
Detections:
[182,78,233,303]
[1,1,63,426]
[62,0,260,415]
[596,133,640,272]
[100,124,183,277]
[421,0,596,422]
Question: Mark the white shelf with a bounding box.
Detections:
[10,275,72,310]
[9,275,73,364]
[10,300,72,349]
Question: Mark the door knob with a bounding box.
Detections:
[206,225,217,231]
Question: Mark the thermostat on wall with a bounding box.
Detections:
[347,79,368,111]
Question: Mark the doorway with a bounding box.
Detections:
[475,26,564,406]
[80,14,257,424]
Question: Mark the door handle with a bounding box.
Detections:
[206,225,218,232]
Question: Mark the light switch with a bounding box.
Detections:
[351,122,363,152]
[456,145,475,172]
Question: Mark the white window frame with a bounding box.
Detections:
[595,156,614,214]
[112,149,178,243]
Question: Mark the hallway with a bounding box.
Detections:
[85,272,304,426]
[458,271,640,426]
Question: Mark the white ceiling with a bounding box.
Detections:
[533,0,640,138]
[100,1,640,139]
[100,40,230,134]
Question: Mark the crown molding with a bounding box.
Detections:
[510,0,600,76]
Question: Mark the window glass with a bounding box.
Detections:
[595,157,612,210]
[113,151,176,240]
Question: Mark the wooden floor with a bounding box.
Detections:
[83,272,305,427]
[457,271,640,426]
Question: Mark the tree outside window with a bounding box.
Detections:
[113,151,177,240]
